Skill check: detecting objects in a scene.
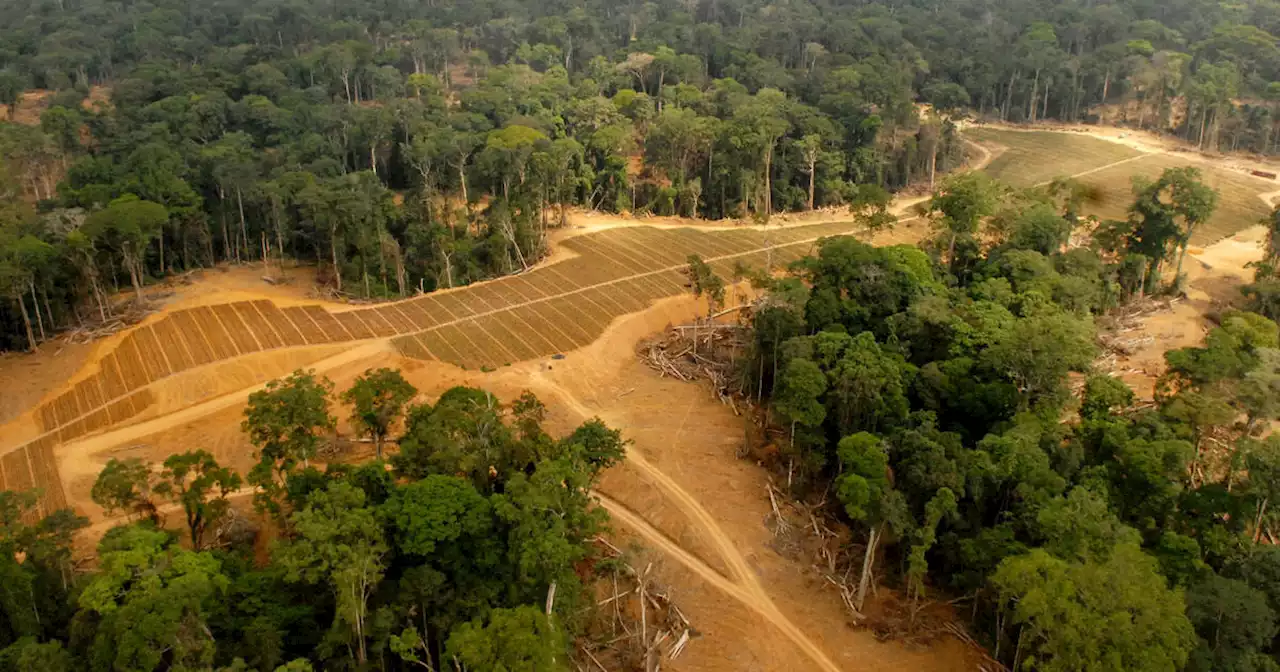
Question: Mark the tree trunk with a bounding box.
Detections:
[219,187,232,260]
[762,142,774,221]
[439,240,454,288]
[16,292,36,351]
[855,525,880,610]
[1210,106,1221,152]
[40,287,55,338]
[236,186,248,263]
[929,141,938,191]
[1028,69,1040,122]
[1255,498,1269,543]
[807,158,816,211]
[1002,69,1019,121]
[158,226,165,274]
[275,203,287,277]
[354,584,367,663]
[90,273,106,321]
[457,158,469,210]
[1102,68,1111,104]
[1199,107,1209,149]
[330,224,343,292]
[30,282,45,342]
[126,250,144,302]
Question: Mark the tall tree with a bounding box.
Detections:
[276,482,387,665]
[341,368,417,460]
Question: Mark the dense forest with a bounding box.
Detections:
[6,0,1278,349]
[732,166,1280,671]
[9,0,1280,667]
[0,370,629,671]
[11,165,1280,671]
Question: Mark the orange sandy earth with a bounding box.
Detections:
[0,126,1271,671]
[0,216,981,672]
[1114,225,1270,398]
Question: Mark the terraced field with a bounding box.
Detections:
[3,221,859,516]
[1063,153,1275,243]
[970,128,1144,186]
[968,127,1276,244]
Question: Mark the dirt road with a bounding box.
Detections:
[538,379,847,672]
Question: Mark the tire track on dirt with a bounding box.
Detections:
[593,492,845,672]
[52,342,391,484]
[536,380,845,672]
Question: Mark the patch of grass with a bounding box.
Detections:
[1068,153,1273,245]
[967,128,1275,244]
[967,128,1142,187]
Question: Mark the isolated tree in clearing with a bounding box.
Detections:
[153,450,243,550]
[242,369,336,515]
[341,367,418,460]
[90,457,159,523]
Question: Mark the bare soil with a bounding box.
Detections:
[0,340,96,425]
[0,85,111,125]
[12,123,1274,671]
[1109,225,1267,398]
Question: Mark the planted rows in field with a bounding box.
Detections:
[388,224,838,369]
[968,128,1143,187]
[969,128,1276,245]
[1061,153,1274,245]
[10,221,858,498]
[0,434,69,522]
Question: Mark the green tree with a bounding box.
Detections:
[393,387,525,490]
[1126,167,1219,286]
[773,357,827,452]
[834,432,897,610]
[82,196,167,301]
[982,304,1096,410]
[928,172,1000,277]
[79,525,229,672]
[1186,574,1278,672]
[685,254,726,316]
[153,450,242,550]
[992,542,1195,672]
[0,638,75,672]
[444,606,568,672]
[90,458,158,523]
[275,482,387,665]
[0,71,25,118]
[340,368,417,460]
[242,370,336,515]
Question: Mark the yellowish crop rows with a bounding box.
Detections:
[1062,153,1274,245]
[968,128,1276,245]
[387,225,833,369]
[6,221,858,512]
[968,128,1143,187]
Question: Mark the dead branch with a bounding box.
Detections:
[638,321,750,405]
[63,294,167,344]
[586,537,696,671]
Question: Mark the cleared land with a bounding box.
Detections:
[970,128,1145,186]
[1,219,852,514]
[968,127,1277,244]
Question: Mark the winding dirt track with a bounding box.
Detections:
[543,382,846,672]
[20,127,1268,671]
